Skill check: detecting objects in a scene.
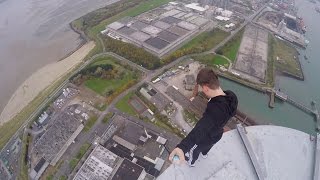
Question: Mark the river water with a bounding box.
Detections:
[0,0,118,117]
[220,0,320,135]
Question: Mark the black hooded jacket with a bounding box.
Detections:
[177,90,238,153]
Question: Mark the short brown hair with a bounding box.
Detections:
[196,68,220,89]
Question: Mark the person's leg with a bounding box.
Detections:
[202,134,223,156]
[201,142,215,156]
[188,144,201,166]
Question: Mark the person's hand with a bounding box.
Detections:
[169,147,185,164]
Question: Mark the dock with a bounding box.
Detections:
[274,90,320,130]
[269,92,275,108]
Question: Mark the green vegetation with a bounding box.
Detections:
[83,115,98,132]
[193,54,230,68]
[135,89,157,113]
[271,36,303,79]
[41,160,64,180]
[69,143,91,170]
[72,56,140,96]
[182,29,229,50]
[266,34,275,87]
[18,133,31,180]
[217,29,244,61]
[59,176,67,180]
[163,29,230,64]
[183,109,199,126]
[104,37,161,69]
[85,78,113,94]
[115,92,137,116]
[103,112,114,123]
[154,114,185,138]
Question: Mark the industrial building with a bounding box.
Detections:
[139,84,171,112]
[73,145,119,180]
[101,2,211,57]
[29,105,88,180]
[99,115,171,178]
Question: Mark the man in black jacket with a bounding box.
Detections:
[169,68,238,166]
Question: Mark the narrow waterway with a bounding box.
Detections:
[220,0,320,135]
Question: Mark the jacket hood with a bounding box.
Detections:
[209,90,238,117]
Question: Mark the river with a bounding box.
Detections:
[0,0,119,117]
[220,0,320,135]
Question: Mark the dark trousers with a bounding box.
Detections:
[187,141,215,164]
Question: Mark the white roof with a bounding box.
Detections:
[215,16,230,21]
[169,2,178,5]
[185,3,206,12]
[157,125,315,180]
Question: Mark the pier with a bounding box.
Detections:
[274,90,320,130]
[269,92,275,108]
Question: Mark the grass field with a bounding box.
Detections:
[266,34,275,87]
[194,54,230,68]
[89,56,119,67]
[218,29,244,61]
[115,92,137,116]
[69,143,90,170]
[103,112,114,123]
[181,29,229,51]
[83,115,98,132]
[84,56,138,95]
[40,160,64,180]
[272,37,303,78]
[183,109,198,126]
[162,29,230,64]
[18,134,30,180]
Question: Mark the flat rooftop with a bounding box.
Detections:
[112,159,144,180]
[31,108,83,167]
[73,145,119,180]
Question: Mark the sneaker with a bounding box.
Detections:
[188,161,196,167]
[184,152,190,161]
[201,153,208,159]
